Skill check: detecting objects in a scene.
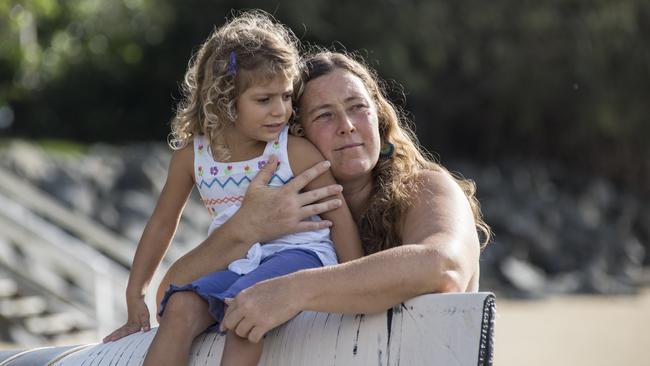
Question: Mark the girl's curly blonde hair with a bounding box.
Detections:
[169,10,301,160]
[294,51,492,254]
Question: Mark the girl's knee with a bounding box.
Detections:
[161,291,207,323]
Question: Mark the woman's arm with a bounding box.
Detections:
[104,146,194,342]
[221,169,481,342]
[154,155,344,304]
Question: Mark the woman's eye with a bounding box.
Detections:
[352,104,368,111]
[315,112,332,121]
[282,94,292,101]
[257,97,270,103]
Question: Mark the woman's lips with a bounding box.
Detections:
[334,143,364,151]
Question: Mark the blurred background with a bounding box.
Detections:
[0,1,649,365]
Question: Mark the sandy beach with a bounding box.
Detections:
[494,288,650,366]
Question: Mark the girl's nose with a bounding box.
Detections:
[271,98,288,117]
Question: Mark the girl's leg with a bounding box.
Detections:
[220,333,263,366]
[143,291,214,366]
[216,249,322,366]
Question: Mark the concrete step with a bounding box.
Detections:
[24,312,80,336]
[0,277,18,298]
[0,296,47,318]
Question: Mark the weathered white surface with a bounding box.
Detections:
[1,292,495,366]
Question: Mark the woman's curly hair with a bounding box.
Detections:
[294,51,491,254]
[168,10,301,160]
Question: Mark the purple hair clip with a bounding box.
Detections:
[227,51,237,76]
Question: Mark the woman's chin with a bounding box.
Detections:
[332,159,375,181]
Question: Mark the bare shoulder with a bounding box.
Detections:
[287,135,325,174]
[402,168,477,244]
[169,143,194,180]
[403,168,481,291]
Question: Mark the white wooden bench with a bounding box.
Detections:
[0,292,496,366]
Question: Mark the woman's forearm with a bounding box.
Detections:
[154,216,258,303]
[294,243,465,314]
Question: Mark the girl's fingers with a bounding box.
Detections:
[139,313,150,332]
[286,160,330,192]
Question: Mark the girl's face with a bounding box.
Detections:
[299,69,381,183]
[233,75,294,143]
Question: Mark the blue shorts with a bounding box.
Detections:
[158,248,323,332]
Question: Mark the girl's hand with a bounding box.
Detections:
[220,275,300,343]
[233,156,343,243]
[102,295,151,343]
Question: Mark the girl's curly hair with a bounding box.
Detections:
[169,10,301,160]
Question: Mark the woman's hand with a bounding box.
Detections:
[220,275,302,343]
[102,295,151,343]
[232,155,343,244]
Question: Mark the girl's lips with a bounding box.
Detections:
[335,143,364,151]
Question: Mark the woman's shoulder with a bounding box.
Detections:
[401,168,476,236]
[411,168,465,198]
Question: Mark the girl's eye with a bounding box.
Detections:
[257,98,270,103]
[352,104,368,111]
[282,94,292,101]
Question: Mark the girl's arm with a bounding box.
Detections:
[154,156,344,305]
[221,169,481,342]
[104,145,194,342]
[287,135,364,262]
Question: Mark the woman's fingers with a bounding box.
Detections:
[296,184,342,206]
[300,200,342,218]
[221,298,240,332]
[286,160,331,192]
[234,318,255,339]
[248,326,266,343]
[249,155,279,187]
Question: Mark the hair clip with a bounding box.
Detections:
[227,51,237,76]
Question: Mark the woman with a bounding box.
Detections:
[106,51,490,343]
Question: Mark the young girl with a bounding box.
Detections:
[103,10,363,366]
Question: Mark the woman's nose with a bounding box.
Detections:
[337,113,356,135]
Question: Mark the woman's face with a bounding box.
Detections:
[298,69,381,182]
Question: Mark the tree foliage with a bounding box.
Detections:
[1,0,648,189]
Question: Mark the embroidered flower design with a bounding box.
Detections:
[244,165,251,174]
[258,160,267,170]
[198,144,204,154]
[210,166,219,176]
[197,166,203,176]
[273,140,280,149]
[224,165,233,175]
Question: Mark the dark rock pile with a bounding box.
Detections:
[451,159,649,298]
[1,141,648,298]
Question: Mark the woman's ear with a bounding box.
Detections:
[289,121,305,137]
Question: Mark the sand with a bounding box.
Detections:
[494,288,650,366]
